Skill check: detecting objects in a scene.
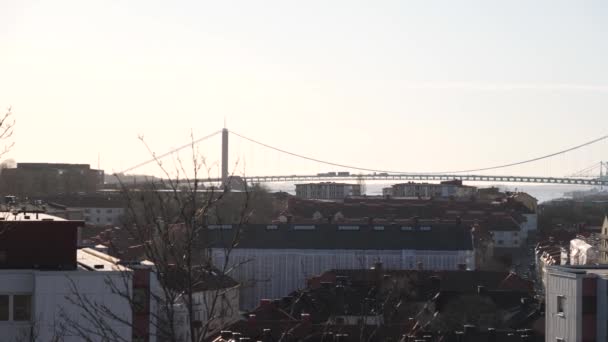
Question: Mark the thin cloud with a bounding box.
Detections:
[402,82,608,92]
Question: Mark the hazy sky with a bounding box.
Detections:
[1,1,607,179]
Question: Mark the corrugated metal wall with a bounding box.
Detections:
[212,248,474,309]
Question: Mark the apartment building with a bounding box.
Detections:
[0,212,158,342]
[388,180,477,199]
[295,182,361,200]
[0,163,104,197]
[545,265,608,342]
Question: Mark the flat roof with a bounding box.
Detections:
[549,265,608,277]
[0,211,67,221]
[76,248,129,272]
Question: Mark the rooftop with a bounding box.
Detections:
[548,264,608,277]
[207,223,474,251]
[76,248,129,272]
[0,211,67,221]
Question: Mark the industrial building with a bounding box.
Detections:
[208,223,476,309]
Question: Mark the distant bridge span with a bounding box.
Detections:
[199,173,608,186]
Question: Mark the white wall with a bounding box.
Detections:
[212,248,474,309]
[0,270,133,342]
[83,207,125,226]
[545,268,582,342]
[174,285,241,342]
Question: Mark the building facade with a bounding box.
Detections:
[295,182,361,200]
[601,216,608,264]
[0,163,104,197]
[545,265,608,342]
[209,223,476,309]
[388,180,477,199]
[41,194,126,226]
[0,213,158,342]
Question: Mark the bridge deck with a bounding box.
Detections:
[199,174,608,186]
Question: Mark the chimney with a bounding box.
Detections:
[430,276,441,292]
[334,334,349,342]
[463,324,476,336]
[261,329,273,342]
[321,332,334,342]
[373,262,383,286]
[335,285,345,314]
[219,331,233,341]
[301,313,312,324]
[487,328,496,342]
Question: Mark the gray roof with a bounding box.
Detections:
[205,223,473,251]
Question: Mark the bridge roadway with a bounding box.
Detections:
[200,173,608,186]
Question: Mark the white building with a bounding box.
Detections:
[209,223,476,309]
[0,212,158,342]
[388,180,476,199]
[569,237,600,266]
[172,271,241,341]
[485,215,525,249]
[42,194,126,226]
[295,182,361,200]
[545,265,608,342]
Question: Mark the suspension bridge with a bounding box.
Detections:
[119,128,608,187]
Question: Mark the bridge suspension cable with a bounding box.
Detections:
[119,130,222,174]
[230,130,608,175]
[567,161,602,178]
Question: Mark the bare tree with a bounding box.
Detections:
[61,133,257,342]
[0,106,15,159]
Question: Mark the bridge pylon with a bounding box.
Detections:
[221,128,229,188]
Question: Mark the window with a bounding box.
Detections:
[0,295,8,321]
[338,225,360,231]
[96,209,101,214]
[106,209,112,214]
[96,218,100,223]
[557,295,566,316]
[497,240,504,245]
[13,295,32,321]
